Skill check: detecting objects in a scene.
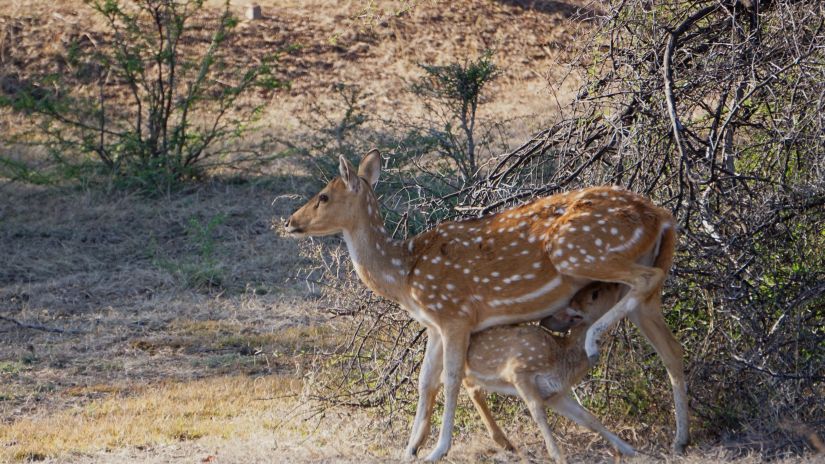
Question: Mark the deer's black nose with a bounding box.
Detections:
[284,216,302,234]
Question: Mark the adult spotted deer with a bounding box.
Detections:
[284,150,688,460]
[464,282,634,463]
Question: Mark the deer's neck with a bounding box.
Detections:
[341,196,411,302]
[557,328,591,381]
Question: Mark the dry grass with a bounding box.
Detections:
[0,375,301,462]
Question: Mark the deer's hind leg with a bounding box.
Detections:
[553,258,665,364]
[548,211,667,363]
[628,299,689,453]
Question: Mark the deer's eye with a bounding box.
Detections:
[319,194,329,203]
[591,289,600,301]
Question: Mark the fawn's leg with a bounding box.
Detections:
[548,394,636,457]
[513,373,566,464]
[465,384,515,451]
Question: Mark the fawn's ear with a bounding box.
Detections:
[565,307,586,327]
[541,307,584,332]
[358,149,381,188]
[339,155,360,192]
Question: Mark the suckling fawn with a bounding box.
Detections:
[464,282,633,463]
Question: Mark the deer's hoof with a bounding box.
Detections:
[423,446,448,462]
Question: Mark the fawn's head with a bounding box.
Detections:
[285,150,381,237]
[545,282,626,332]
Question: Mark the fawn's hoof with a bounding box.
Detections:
[588,353,600,367]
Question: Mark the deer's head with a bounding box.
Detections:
[285,150,381,237]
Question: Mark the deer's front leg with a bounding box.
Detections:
[405,328,443,459]
[423,327,470,462]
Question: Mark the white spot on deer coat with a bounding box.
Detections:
[488,276,562,307]
[607,226,644,253]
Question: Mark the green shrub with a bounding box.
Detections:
[0,0,285,193]
[412,50,499,183]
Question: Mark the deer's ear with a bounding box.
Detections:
[339,155,360,192]
[358,149,381,188]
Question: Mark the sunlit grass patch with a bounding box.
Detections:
[174,320,346,354]
[128,321,346,359]
[0,375,301,462]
